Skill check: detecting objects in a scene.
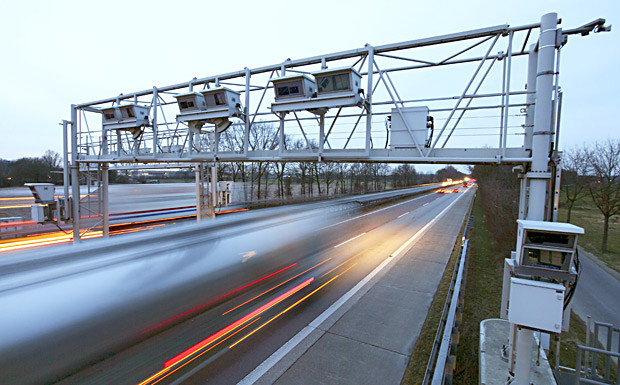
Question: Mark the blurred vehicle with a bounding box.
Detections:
[452,188,459,193]
[0,203,358,384]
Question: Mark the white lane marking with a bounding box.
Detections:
[238,192,467,385]
[390,193,464,258]
[333,233,367,248]
[320,193,430,230]
[397,211,410,219]
[423,203,429,206]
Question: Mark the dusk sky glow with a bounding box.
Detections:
[0,0,617,172]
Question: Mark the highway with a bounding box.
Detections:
[0,185,470,385]
[0,183,444,252]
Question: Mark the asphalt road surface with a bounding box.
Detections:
[44,187,469,385]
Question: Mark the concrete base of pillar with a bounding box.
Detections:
[480,319,556,385]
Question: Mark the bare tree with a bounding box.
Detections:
[310,162,322,196]
[561,147,589,222]
[321,162,338,197]
[247,123,278,200]
[335,163,349,195]
[378,163,391,190]
[392,164,417,188]
[586,139,620,252]
[349,163,364,193]
[41,150,62,169]
[220,124,247,183]
[274,135,292,198]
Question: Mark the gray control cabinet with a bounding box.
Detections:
[389,106,431,149]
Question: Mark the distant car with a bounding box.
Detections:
[463,182,468,187]
[436,188,447,193]
[452,188,459,193]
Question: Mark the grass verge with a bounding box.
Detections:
[401,191,473,384]
[452,194,506,384]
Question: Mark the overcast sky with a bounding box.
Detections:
[0,0,617,172]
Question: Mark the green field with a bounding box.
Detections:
[559,195,620,274]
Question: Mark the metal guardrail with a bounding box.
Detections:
[0,183,444,241]
[575,345,620,385]
[556,317,619,385]
[422,201,474,385]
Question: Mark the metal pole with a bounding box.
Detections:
[555,91,563,150]
[551,164,562,222]
[514,327,534,384]
[279,113,285,154]
[70,105,80,243]
[519,171,529,221]
[550,48,561,151]
[211,164,217,219]
[244,67,250,157]
[365,44,374,154]
[102,164,109,237]
[512,12,559,385]
[502,31,514,157]
[188,131,194,154]
[62,120,70,205]
[319,113,325,161]
[195,163,202,222]
[527,12,557,222]
[152,87,158,158]
[524,44,538,151]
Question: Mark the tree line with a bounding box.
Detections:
[0,150,63,187]
[0,122,467,200]
[471,138,620,253]
[561,139,620,252]
[212,123,464,200]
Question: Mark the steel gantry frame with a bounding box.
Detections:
[62,13,608,240]
[63,18,549,242]
[67,21,546,166]
[58,12,609,385]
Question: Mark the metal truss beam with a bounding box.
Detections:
[66,15,606,169]
[75,23,536,108]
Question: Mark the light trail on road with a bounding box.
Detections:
[0,184,465,384]
[139,277,315,385]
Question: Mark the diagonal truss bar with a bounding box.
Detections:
[374,58,424,156]
[76,24,514,108]
[374,52,435,65]
[80,110,97,156]
[293,112,313,151]
[520,28,532,54]
[385,71,405,108]
[440,55,498,148]
[157,94,174,142]
[343,113,365,150]
[249,70,276,128]
[357,54,368,73]
[438,35,494,65]
[431,33,501,151]
[323,107,342,150]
